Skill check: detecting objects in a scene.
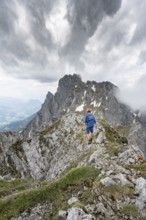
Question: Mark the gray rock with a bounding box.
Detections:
[106,170,113,176]
[96,202,107,215]
[118,145,145,164]
[3,174,12,180]
[58,210,67,218]
[68,197,79,205]
[128,158,136,164]
[100,177,117,186]
[135,177,146,194]
[135,177,146,210]
[113,173,134,187]
[95,132,106,144]
[136,198,145,210]
[66,207,95,220]
[10,203,51,220]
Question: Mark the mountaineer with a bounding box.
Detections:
[84,108,96,144]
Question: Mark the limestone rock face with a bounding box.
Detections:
[0,74,146,181]
[10,203,51,220]
[22,74,146,157]
[0,132,30,178]
[23,74,84,138]
[23,74,132,138]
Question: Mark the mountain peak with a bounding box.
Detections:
[59,73,82,84]
[57,74,83,93]
[23,75,126,137]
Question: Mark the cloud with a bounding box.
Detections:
[130,0,146,45]
[0,0,146,111]
[139,50,146,65]
[60,0,122,62]
[0,0,17,34]
[117,74,146,111]
[23,0,56,49]
[0,0,60,82]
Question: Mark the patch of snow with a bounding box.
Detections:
[75,103,84,112]
[106,96,108,100]
[133,112,141,118]
[72,98,76,105]
[84,90,87,96]
[133,119,136,124]
[91,100,98,107]
[92,85,96,92]
[138,112,141,118]
[98,102,101,107]
[75,85,77,88]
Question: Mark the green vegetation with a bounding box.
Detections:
[0,147,2,154]
[96,185,134,201]
[0,179,46,199]
[61,147,97,175]
[80,188,96,204]
[0,167,100,220]
[7,155,21,177]
[100,119,128,144]
[96,119,128,157]
[10,140,28,162]
[94,176,136,204]
[11,140,23,152]
[71,202,88,213]
[116,126,131,137]
[122,204,139,218]
[106,143,124,156]
[126,163,146,179]
[76,131,86,143]
[38,119,63,138]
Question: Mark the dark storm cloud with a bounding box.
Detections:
[0,0,17,35]
[61,0,122,62]
[23,0,56,49]
[130,1,146,45]
[0,1,28,60]
[97,18,127,53]
[0,0,57,70]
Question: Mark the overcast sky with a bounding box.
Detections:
[0,0,146,110]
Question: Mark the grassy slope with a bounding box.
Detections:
[0,167,100,220]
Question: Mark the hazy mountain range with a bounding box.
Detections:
[0,98,41,131]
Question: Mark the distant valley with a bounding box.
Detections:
[0,98,42,131]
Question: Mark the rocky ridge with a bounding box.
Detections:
[1,126,146,219]
[23,74,146,156]
[0,74,146,219]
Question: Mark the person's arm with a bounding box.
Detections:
[84,115,88,124]
[94,116,96,124]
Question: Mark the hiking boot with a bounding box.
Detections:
[88,139,92,144]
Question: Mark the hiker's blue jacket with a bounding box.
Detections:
[84,113,96,128]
